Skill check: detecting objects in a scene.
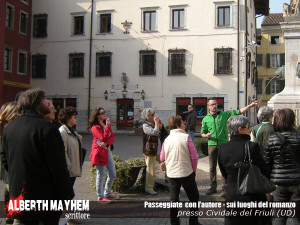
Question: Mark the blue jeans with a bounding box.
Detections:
[95,151,116,199]
[188,131,195,142]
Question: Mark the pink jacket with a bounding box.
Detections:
[89,125,115,166]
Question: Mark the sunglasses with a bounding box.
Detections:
[99,111,106,115]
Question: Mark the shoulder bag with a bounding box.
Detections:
[235,140,276,196]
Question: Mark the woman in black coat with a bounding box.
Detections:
[218,115,270,225]
[264,108,300,225]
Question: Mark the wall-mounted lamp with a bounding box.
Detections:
[122,90,127,99]
[104,90,108,100]
[121,20,132,34]
[141,90,145,100]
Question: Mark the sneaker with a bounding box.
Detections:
[98,198,111,203]
[205,188,217,195]
[146,190,157,195]
[105,195,119,200]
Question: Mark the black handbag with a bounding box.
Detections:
[235,140,276,196]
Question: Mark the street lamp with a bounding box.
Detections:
[141,90,145,100]
[104,90,108,100]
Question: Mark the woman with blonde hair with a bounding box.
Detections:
[0,102,17,224]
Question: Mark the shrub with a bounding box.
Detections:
[194,138,208,155]
[89,156,146,193]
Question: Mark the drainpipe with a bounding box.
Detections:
[244,0,248,110]
[237,0,240,109]
[88,0,94,120]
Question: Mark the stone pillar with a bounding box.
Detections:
[268,15,300,125]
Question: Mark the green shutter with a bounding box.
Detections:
[279,79,285,92]
[257,79,263,94]
[256,54,263,66]
[267,54,270,68]
[266,79,271,94]
[280,53,285,66]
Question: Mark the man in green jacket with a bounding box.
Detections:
[201,97,258,196]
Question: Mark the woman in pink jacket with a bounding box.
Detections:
[87,107,117,203]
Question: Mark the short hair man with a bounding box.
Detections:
[186,104,197,142]
[201,97,257,196]
[1,88,74,224]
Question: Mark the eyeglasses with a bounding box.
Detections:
[99,111,106,115]
[208,103,217,106]
[243,125,250,129]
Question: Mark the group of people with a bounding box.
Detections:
[0,88,118,225]
[0,89,299,225]
[141,98,300,225]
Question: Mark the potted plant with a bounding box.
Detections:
[89,156,146,193]
[134,120,143,135]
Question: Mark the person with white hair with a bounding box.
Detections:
[141,108,168,195]
[250,106,274,156]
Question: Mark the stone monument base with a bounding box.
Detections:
[268,93,300,125]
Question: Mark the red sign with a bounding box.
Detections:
[216,98,224,104]
[177,98,190,104]
[194,98,206,104]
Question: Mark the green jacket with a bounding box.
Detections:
[201,110,241,146]
[251,122,274,156]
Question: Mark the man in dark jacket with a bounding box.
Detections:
[1,88,74,225]
[186,104,197,142]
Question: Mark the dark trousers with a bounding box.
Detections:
[208,145,226,189]
[273,185,300,225]
[71,177,76,187]
[168,172,199,225]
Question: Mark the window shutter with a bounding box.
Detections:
[267,54,270,68]
[279,79,285,92]
[280,53,285,66]
[266,79,271,94]
[257,79,262,94]
[69,54,73,77]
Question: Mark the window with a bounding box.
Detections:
[172,9,184,29]
[6,4,14,29]
[139,50,156,75]
[214,48,232,75]
[270,54,280,68]
[256,35,262,46]
[71,13,85,35]
[143,11,156,31]
[271,36,279,45]
[4,47,12,72]
[257,79,263,94]
[18,51,27,75]
[21,0,29,4]
[256,54,263,66]
[32,54,47,78]
[266,79,285,95]
[33,14,48,38]
[69,53,84,77]
[19,11,28,35]
[96,52,111,76]
[168,49,185,75]
[100,14,111,33]
[218,6,230,26]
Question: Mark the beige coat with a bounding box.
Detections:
[59,125,82,177]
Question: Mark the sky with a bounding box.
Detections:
[256,0,290,28]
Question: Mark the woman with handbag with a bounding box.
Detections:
[141,108,168,195]
[218,115,270,225]
[87,107,117,203]
[265,108,300,225]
